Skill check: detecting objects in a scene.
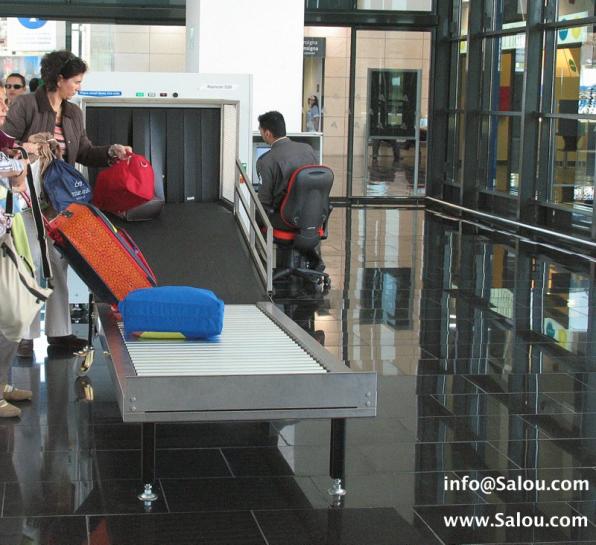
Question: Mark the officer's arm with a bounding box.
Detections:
[257,159,274,210]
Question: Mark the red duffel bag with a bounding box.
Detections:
[93,154,155,214]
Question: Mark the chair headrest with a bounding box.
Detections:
[280,165,333,231]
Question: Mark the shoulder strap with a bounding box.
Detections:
[5,190,13,216]
[15,147,53,281]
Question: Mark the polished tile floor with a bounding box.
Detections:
[0,207,595,545]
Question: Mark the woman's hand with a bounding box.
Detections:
[9,167,28,193]
[109,144,133,160]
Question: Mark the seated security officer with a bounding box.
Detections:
[256,111,318,230]
[256,110,325,272]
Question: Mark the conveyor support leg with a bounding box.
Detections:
[139,423,158,503]
[328,418,347,497]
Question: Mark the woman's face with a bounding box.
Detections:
[57,73,84,100]
[6,76,26,105]
[0,88,8,127]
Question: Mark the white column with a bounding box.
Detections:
[186,0,304,132]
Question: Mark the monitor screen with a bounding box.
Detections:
[255,146,270,161]
[253,145,271,186]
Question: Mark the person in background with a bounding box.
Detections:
[4,50,132,357]
[306,95,320,132]
[372,139,400,165]
[28,77,40,93]
[0,82,33,418]
[5,73,27,106]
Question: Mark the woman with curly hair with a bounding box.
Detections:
[4,50,133,356]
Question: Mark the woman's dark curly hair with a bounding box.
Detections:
[40,50,87,92]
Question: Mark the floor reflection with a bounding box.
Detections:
[0,207,594,544]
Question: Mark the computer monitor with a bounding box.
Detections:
[253,145,271,185]
[255,145,270,161]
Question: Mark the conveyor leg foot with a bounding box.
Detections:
[138,483,158,502]
[327,478,346,497]
[75,347,95,376]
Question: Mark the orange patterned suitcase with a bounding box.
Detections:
[49,203,157,304]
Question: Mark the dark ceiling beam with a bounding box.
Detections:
[305,10,438,28]
[0,4,185,26]
[1,4,438,29]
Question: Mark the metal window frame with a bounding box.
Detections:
[435,0,595,244]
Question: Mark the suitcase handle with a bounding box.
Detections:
[117,227,158,285]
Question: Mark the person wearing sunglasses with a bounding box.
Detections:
[4,73,27,106]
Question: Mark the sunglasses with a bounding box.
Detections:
[5,84,24,90]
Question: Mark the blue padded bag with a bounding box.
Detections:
[119,286,224,339]
[43,159,92,212]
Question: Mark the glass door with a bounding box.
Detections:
[352,30,430,197]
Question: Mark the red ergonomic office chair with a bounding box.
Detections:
[271,164,334,290]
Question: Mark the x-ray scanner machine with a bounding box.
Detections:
[76,72,252,204]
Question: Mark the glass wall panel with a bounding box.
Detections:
[0,18,67,79]
[352,30,430,197]
[533,262,591,357]
[483,34,525,112]
[460,1,469,36]
[442,0,594,239]
[557,0,595,21]
[445,112,465,185]
[546,23,595,221]
[492,0,527,30]
[548,117,595,208]
[304,26,351,198]
[457,112,466,184]
[457,41,467,109]
[357,0,432,11]
[553,24,594,116]
[486,115,521,194]
[305,0,355,9]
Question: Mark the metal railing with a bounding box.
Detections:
[426,196,596,250]
[233,159,274,293]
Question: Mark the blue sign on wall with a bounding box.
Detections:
[78,90,123,97]
[18,18,47,30]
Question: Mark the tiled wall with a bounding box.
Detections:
[87,25,186,73]
[353,31,430,159]
[304,27,351,197]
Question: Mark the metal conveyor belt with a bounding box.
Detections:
[98,302,377,422]
[118,305,327,376]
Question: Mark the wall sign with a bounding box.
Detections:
[7,18,56,52]
[304,38,326,58]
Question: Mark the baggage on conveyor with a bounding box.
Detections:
[93,154,165,222]
[120,286,224,339]
[48,202,157,304]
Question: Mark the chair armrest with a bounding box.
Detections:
[321,204,333,239]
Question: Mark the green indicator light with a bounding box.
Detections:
[136,92,144,97]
